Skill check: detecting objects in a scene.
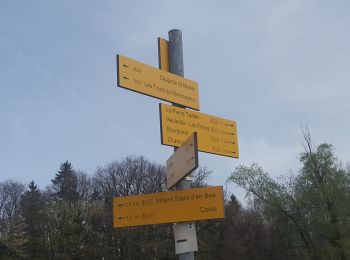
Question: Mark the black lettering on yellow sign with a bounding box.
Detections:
[159,103,239,158]
[117,55,200,110]
[113,186,225,227]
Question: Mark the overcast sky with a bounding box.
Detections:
[1,1,349,200]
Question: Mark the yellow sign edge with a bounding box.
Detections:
[158,38,169,72]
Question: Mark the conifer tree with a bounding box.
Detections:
[21,180,45,258]
[52,161,79,202]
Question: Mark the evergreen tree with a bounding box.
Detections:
[21,180,45,258]
[52,161,79,202]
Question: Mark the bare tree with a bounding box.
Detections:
[0,180,25,221]
[0,180,27,258]
[191,167,212,188]
[92,155,166,208]
[76,170,92,201]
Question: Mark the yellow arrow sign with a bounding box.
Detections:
[117,55,200,110]
[113,186,224,228]
[159,103,239,158]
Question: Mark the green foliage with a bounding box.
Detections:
[52,161,79,202]
[42,200,107,259]
[20,180,45,258]
[228,141,350,259]
[1,144,348,259]
[0,219,28,259]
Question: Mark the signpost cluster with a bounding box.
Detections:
[114,29,239,259]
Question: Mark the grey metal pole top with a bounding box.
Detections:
[168,29,184,77]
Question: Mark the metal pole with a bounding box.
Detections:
[169,29,196,260]
[169,29,184,77]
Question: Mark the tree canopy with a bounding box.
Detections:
[227,137,350,259]
[0,139,349,259]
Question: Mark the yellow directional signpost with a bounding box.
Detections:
[117,55,200,110]
[113,186,224,228]
[114,30,239,259]
[159,103,239,158]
